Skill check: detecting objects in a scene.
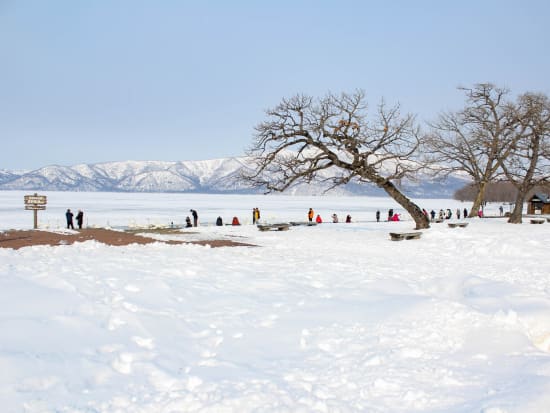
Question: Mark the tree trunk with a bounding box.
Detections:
[470,181,486,218]
[380,180,430,230]
[508,190,526,224]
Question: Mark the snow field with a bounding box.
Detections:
[1,191,550,412]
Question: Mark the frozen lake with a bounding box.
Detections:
[1,190,481,230]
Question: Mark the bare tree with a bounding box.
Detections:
[500,92,550,223]
[242,91,430,229]
[425,84,515,217]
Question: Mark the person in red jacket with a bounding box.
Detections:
[315,214,323,223]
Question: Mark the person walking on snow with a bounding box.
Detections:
[308,208,314,222]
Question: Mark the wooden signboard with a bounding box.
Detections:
[24,195,47,205]
[24,193,47,229]
[25,205,46,210]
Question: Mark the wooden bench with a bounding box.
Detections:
[257,223,290,232]
[530,219,545,224]
[389,232,422,241]
[289,221,317,226]
[448,222,469,228]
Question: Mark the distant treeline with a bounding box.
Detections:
[454,182,550,203]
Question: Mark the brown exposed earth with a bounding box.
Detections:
[0,228,255,250]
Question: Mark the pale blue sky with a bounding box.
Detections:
[1,0,549,170]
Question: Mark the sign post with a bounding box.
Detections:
[24,193,47,229]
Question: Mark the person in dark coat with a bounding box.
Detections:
[216,216,223,226]
[75,210,84,229]
[190,209,198,227]
[463,208,468,219]
[185,216,193,227]
[65,209,74,229]
[376,210,380,222]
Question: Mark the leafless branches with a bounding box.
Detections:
[242,90,429,229]
[245,91,422,188]
[499,92,550,222]
[424,83,516,216]
[242,85,550,227]
[426,84,550,222]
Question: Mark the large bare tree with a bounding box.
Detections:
[425,84,515,217]
[242,90,430,229]
[500,92,550,223]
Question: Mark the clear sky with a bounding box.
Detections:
[1,0,549,170]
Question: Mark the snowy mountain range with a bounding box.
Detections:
[0,157,468,198]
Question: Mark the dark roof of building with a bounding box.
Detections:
[530,193,550,203]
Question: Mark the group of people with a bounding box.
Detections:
[65,209,84,229]
[191,205,484,227]
[215,216,241,226]
[330,213,352,223]
[188,208,258,228]
[186,207,360,227]
[65,205,482,230]
[387,209,400,221]
[308,208,352,224]
[427,208,470,222]
[185,209,199,227]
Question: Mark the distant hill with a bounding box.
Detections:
[0,157,468,198]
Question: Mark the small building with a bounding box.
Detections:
[528,193,550,214]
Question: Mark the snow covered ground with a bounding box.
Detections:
[1,191,550,413]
